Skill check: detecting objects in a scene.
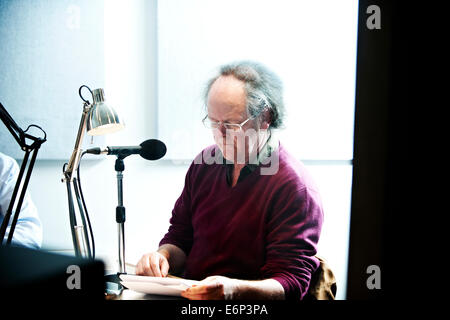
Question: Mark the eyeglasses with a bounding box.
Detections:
[202,115,254,131]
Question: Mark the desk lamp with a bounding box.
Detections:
[0,103,46,246]
[62,86,124,259]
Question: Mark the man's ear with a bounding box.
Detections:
[260,120,270,130]
[260,109,271,129]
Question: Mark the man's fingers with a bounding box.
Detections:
[136,252,172,277]
[135,263,141,275]
[160,257,170,277]
[149,254,162,277]
[181,287,222,300]
[135,256,149,275]
[181,292,204,300]
[185,282,221,295]
[181,278,224,299]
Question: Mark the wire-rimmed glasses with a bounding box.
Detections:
[202,115,254,131]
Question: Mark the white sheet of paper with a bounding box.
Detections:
[119,274,200,296]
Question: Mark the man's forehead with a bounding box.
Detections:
[212,75,245,89]
[210,76,246,97]
[207,75,246,114]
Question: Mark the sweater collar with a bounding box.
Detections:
[219,131,279,185]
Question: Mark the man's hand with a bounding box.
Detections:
[135,251,170,277]
[181,276,285,300]
[181,275,238,300]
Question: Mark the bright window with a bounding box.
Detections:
[157,0,358,161]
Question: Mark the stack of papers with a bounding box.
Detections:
[119,274,200,296]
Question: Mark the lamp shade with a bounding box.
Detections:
[87,88,125,136]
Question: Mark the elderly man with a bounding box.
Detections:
[136,61,323,300]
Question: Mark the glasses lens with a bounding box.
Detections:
[224,124,240,131]
[203,118,216,129]
[202,118,242,131]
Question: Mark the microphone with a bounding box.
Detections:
[86,139,166,160]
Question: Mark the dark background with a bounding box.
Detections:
[346,0,408,300]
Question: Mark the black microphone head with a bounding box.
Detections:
[139,139,167,160]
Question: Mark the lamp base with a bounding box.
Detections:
[104,272,126,296]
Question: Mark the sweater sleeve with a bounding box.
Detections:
[261,185,323,300]
[159,162,195,255]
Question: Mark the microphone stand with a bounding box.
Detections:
[0,102,46,246]
[104,155,127,292]
[115,156,126,275]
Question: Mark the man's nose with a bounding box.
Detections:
[218,123,227,136]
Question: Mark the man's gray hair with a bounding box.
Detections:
[204,61,285,129]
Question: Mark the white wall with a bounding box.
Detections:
[15,0,352,299]
[28,157,188,262]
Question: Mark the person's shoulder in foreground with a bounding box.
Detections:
[0,151,42,249]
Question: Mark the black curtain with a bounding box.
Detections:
[346,0,408,300]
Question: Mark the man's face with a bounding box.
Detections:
[206,75,258,164]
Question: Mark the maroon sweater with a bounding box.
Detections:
[159,143,323,300]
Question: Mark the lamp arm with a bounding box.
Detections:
[62,100,96,258]
[63,103,91,182]
[65,180,82,257]
[0,102,26,148]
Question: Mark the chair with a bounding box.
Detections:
[304,256,337,300]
